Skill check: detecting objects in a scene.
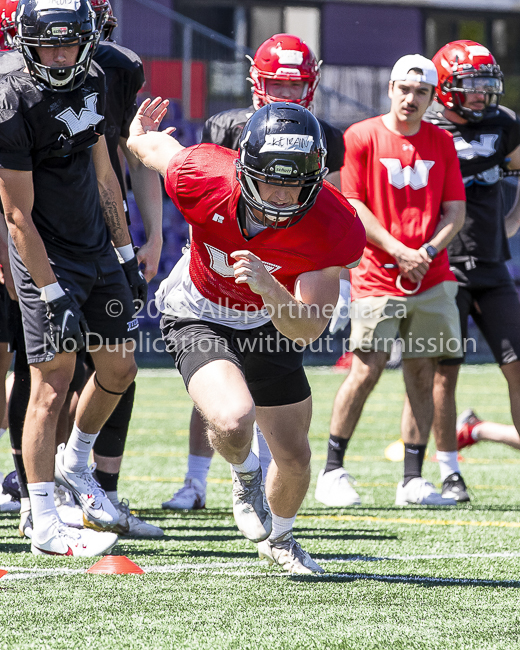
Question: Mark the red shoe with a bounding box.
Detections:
[456,409,483,451]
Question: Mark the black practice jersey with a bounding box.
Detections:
[201,105,346,173]
[94,41,144,196]
[424,103,520,264]
[0,63,110,260]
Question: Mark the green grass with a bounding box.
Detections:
[2,365,520,649]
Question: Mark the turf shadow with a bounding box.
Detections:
[289,572,520,588]
[295,531,398,541]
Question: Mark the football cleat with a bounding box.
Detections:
[162,478,206,510]
[0,491,20,512]
[18,509,33,539]
[54,443,119,529]
[112,499,164,539]
[442,472,470,502]
[315,468,361,506]
[231,466,272,542]
[31,517,118,557]
[456,409,482,450]
[258,531,325,574]
[395,477,457,506]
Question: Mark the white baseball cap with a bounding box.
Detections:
[390,54,438,87]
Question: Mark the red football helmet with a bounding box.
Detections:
[0,0,17,51]
[90,0,117,41]
[433,40,503,122]
[249,34,321,109]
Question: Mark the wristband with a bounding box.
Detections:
[116,243,135,262]
[40,282,65,303]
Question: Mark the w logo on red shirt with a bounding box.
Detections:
[204,244,281,278]
[380,159,435,190]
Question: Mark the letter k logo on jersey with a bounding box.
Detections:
[380,159,435,190]
[55,93,103,136]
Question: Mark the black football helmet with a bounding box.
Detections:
[15,0,99,92]
[236,102,328,228]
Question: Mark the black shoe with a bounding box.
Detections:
[441,473,470,503]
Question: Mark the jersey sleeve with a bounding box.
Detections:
[441,132,466,202]
[505,111,520,156]
[321,121,346,173]
[340,125,367,202]
[165,144,236,225]
[0,79,32,171]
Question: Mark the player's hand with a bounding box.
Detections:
[122,256,148,308]
[45,295,89,353]
[230,250,275,295]
[136,238,162,282]
[130,97,175,138]
[393,244,430,283]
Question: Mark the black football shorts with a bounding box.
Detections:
[161,317,311,407]
[9,242,138,365]
[440,262,520,366]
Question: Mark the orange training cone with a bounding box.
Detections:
[0,569,7,579]
[86,555,144,575]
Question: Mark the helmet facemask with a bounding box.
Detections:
[15,3,100,92]
[444,65,503,122]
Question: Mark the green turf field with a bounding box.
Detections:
[1,364,520,650]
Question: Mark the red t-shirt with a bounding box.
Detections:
[341,116,465,299]
[165,144,366,311]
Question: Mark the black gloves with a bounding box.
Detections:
[121,256,148,306]
[45,294,89,353]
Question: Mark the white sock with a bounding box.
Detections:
[186,454,211,485]
[64,422,99,473]
[28,482,58,538]
[20,496,31,514]
[232,449,259,474]
[106,490,119,508]
[436,450,460,482]
[255,428,272,481]
[270,514,296,541]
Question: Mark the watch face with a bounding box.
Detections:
[427,246,437,259]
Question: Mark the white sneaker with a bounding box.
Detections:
[258,531,325,574]
[54,484,83,528]
[31,517,118,557]
[162,478,206,510]
[395,477,457,506]
[18,509,33,539]
[54,443,119,529]
[315,468,361,506]
[0,491,20,512]
[112,499,164,538]
[231,466,272,543]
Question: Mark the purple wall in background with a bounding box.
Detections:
[121,0,174,57]
[322,4,423,66]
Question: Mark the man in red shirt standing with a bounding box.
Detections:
[315,55,467,507]
[127,99,365,573]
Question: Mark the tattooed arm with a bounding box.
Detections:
[92,135,131,247]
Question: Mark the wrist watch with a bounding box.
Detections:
[421,243,438,260]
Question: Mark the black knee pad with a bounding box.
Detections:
[93,380,136,457]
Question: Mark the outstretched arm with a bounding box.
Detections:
[127,97,185,177]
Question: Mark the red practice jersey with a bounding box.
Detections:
[165,144,366,312]
[341,116,466,300]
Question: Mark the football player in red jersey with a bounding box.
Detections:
[422,42,520,468]
[128,99,366,574]
[164,33,348,512]
[315,55,467,508]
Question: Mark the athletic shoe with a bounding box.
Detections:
[0,491,20,512]
[31,517,118,557]
[112,499,164,538]
[231,466,272,542]
[456,409,482,451]
[162,478,206,510]
[18,510,33,539]
[258,531,325,574]
[315,468,361,506]
[395,477,457,506]
[442,472,470,502]
[54,443,119,529]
